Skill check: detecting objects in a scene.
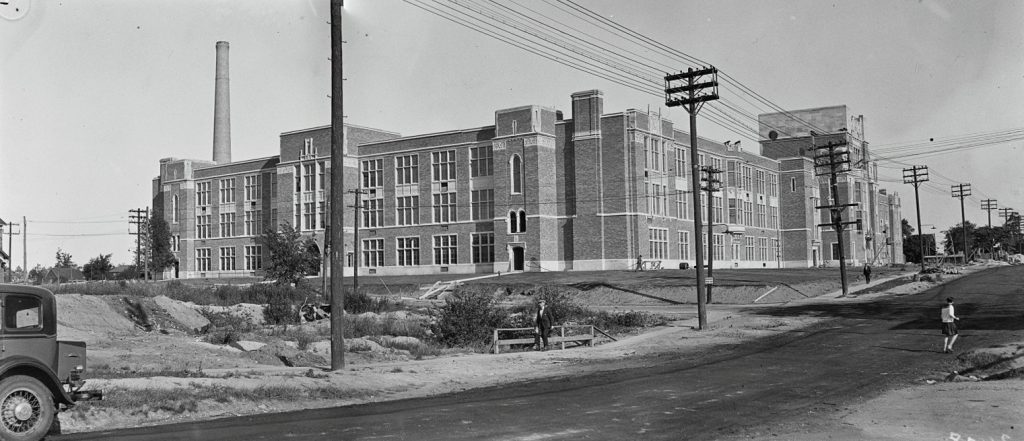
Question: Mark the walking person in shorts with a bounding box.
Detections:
[941,297,960,353]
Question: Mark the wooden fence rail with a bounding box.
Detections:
[492,325,595,354]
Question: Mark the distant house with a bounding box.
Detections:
[42,268,86,284]
[109,265,134,279]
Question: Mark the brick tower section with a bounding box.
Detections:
[569,90,606,270]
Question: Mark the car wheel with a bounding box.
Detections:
[0,375,55,441]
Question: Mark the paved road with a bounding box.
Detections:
[57,266,1024,440]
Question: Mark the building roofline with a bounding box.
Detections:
[279,123,402,137]
[359,125,497,146]
[757,104,847,118]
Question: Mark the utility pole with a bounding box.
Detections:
[981,199,997,258]
[665,66,720,330]
[810,136,856,297]
[329,0,346,371]
[999,207,1015,255]
[129,208,148,276]
[5,221,20,282]
[951,184,970,262]
[348,188,367,298]
[902,165,929,273]
[22,216,27,283]
[700,165,722,304]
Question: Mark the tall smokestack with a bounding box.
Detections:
[213,41,231,164]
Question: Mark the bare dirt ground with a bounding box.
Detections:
[54,263,1024,439]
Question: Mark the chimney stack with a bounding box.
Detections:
[213,41,231,164]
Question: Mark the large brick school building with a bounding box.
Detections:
[152,89,903,279]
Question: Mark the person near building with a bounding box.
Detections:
[635,254,644,272]
[534,299,555,351]
[863,264,872,283]
[941,297,960,353]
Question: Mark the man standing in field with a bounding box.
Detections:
[941,297,960,353]
[534,299,555,351]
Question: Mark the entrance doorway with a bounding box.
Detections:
[512,246,525,271]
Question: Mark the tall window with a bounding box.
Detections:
[219,178,235,204]
[219,247,236,271]
[728,199,739,224]
[757,203,766,228]
[771,239,780,262]
[713,195,724,223]
[758,237,769,261]
[319,202,326,229]
[397,237,420,266]
[196,214,211,239]
[318,161,326,191]
[741,166,752,191]
[649,228,668,260]
[745,237,755,261]
[196,248,211,272]
[301,163,315,192]
[219,213,235,237]
[432,150,456,182]
[433,234,458,265]
[244,210,262,236]
[676,191,689,220]
[713,233,725,260]
[769,206,779,229]
[396,196,419,226]
[433,192,456,223]
[756,170,766,194]
[171,195,179,224]
[675,147,687,177]
[472,233,494,263]
[362,238,384,267]
[171,235,180,252]
[244,175,260,201]
[363,198,383,228]
[726,161,738,188]
[470,146,493,177]
[471,189,494,221]
[743,201,753,226]
[303,202,317,230]
[678,231,690,260]
[270,173,278,199]
[396,155,419,185]
[510,154,523,194]
[196,181,211,206]
[768,173,778,197]
[244,245,262,270]
[362,159,384,189]
[647,182,667,216]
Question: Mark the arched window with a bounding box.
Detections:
[510,155,523,194]
[518,210,526,233]
[509,211,518,233]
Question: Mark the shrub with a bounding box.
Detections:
[264,288,299,325]
[429,290,507,348]
[204,329,240,346]
[345,291,392,314]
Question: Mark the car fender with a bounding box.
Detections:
[0,356,75,405]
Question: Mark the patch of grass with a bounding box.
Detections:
[88,363,210,380]
[83,384,373,415]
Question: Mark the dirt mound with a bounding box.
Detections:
[153,296,210,334]
[55,294,138,339]
[246,341,327,367]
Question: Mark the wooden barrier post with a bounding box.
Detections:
[493,328,500,354]
[559,326,565,350]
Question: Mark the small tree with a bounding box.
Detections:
[429,290,506,348]
[147,213,176,272]
[55,248,76,269]
[82,254,114,280]
[28,264,46,285]
[258,222,321,286]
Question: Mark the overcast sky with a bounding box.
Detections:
[2,0,1022,269]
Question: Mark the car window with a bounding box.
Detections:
[4,295,41,329]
